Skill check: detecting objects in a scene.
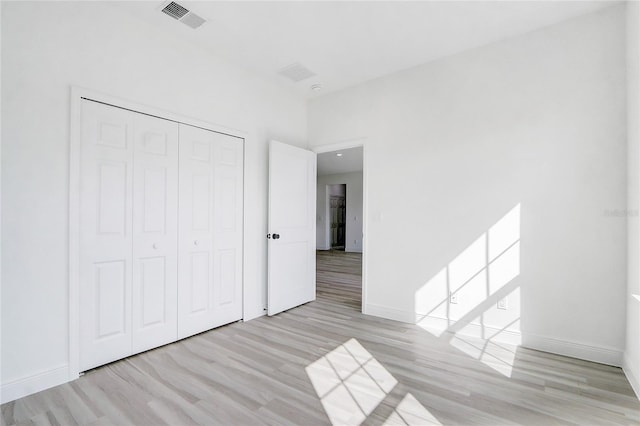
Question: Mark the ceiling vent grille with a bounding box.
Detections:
[162,2,189,20]
[161,1,206,29]
[278,63,316,83]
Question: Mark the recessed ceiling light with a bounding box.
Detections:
[311,84,323,92]
[336,153,343,157]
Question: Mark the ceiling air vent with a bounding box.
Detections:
[161,1,206,29]
[278,63,316,83]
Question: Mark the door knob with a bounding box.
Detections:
[152,243,158,249]
[272,233,280,240]
[194,240,199,246]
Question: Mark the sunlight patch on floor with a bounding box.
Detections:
[306,338,397,425]
[383,393,442,426]
[306,339,441,425]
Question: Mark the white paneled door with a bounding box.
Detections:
[79,98,243,371]
[79,100,135,371]
[267,141,317,316]
[131,113,179,353]
[177,124,243,339]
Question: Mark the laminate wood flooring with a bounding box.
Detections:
[2,250,639,425]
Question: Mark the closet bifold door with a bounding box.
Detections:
[131,113,179,353]
[79,100,179,371]
[79,100,134,371]
[178,124,243,339]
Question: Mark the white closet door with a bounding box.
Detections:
[210,131,244,326]
[79,100,134,371]
[178,124,243,339]
[132,114,179,353]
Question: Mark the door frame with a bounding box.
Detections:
[68,86,248,379]
[328,190,346,250]
[311,139,367,314]
[324,191,348,251]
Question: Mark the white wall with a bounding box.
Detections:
[625,0,640,398]
[317,173,364,252]
[0,1,3,395]
[309,6,627,365]
[1,1,306,402]
[328,184,347,197]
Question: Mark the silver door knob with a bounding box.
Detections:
[152,243,158,249]
[194,240,199,246]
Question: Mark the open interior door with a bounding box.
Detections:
[267,140,317,316]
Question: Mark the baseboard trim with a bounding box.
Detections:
[365,305,623,366]
[522,333,623,367]
[623,353,640,399]
[1,364,70,404]
[415,314,522,345]
[364,303,415,323]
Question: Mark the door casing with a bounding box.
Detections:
[312,140,368,314]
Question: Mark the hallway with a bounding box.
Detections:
[316,250,362,310]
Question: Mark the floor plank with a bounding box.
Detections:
[2,250,639,425]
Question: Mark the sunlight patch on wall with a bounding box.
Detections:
[448,234,489,322]
[415,267,449,336]
[415,204,521,375]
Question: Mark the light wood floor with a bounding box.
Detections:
[2,250,639,425]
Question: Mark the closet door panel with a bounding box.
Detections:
[178,124,216,339]
[211,133,244,326]
[79,100,134,371]
[178,125,243,338]
[132,114,179,353]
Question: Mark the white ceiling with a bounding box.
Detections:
[115,0,618,100]
[317,147,363,176]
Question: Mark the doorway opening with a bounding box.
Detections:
[314,145,365,312]
[329,184,347,250]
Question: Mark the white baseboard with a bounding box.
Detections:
[522,333,623,367]
[623,353,640,400]
[364,303,415,323]
[365,305,623,367]
[1,364,70,404]
[415,314,522,345]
